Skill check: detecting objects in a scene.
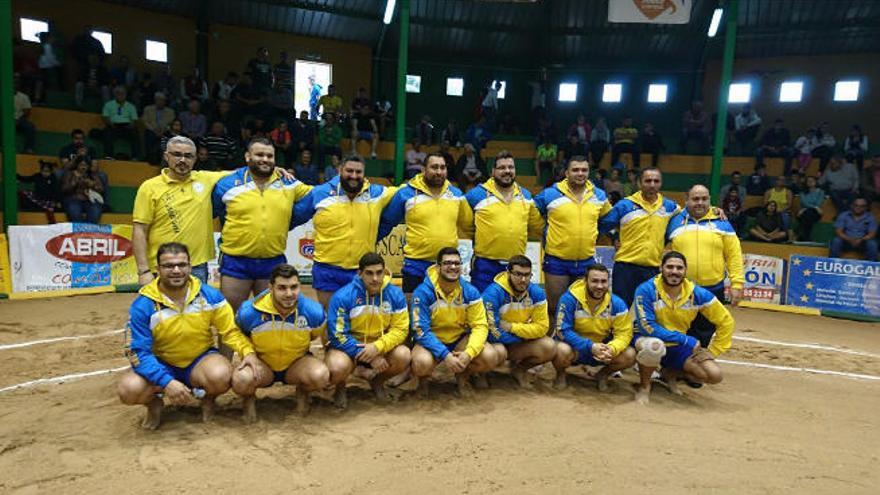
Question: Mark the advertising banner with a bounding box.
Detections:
[742,254,785,304]
[608,0,692,24]
[786,255,880,317]
[0,233,11,294]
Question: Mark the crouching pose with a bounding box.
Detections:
[232,264,330,422]
[552,264,635,391]
[632,251,735,404]
[482,255,556,388]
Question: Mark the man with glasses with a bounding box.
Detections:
[481,255,555,387]
[830,197,878,261]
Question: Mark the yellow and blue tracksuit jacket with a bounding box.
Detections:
[666,209,745,290]
[464,178,544,261]
[378,174,474,262]
[126,276,255,387]
[292,176,396,269]
[534,179,612,260]
[235,290,326,372]
[555,279,632,357]
[599,191,680,267]
[482,271,549,344]
[212,167,312,258]
[327,272,409,358]
[633,275,735,357]
[411,265,488,360]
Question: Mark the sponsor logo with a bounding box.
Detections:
[45,232,132,263]
[299,238,315,259]
[193,182,205,194]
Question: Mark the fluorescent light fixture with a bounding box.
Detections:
[602,83,623,103]
[91,30,112,54]
[446,77,464,97]
[647,83,668,103]
[708,8,723,37]
[778,81,803,103]
[492,80,507,99]
[834,80,860,102]
[145,40,168,63]
[405,74,421,93]
[20,18,48,43]
[383,0,397,24]
[728,82,751,103]
[558,83,578,102]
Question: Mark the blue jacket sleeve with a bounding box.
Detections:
[632,287,692,346]
[410,286,450,360]
[556,292,593,355]
[598,201,624,234]
[211,180,226,221]
[291,189,316,228]
[533,189,549,218]
[127,300,175,388]
[483,286,523,345]
[327,292,361,359]
[377,188,407,240]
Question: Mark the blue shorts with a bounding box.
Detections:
[443,333,470,353]
[470,257,507,292]
[158,348,218,388]
[219,253,286,281]
[542,254,596,278]
[402,258,432,293]
[356,130,374,141]
[660,344,694,371]
[611,261,659,307]
[273,370,288,384]
[312,261,357,292]
[190,263,209,283]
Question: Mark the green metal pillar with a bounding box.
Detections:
[709,0,738,202]
[393,0,409,185]
[0,0,18,229]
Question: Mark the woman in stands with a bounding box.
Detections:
[796,176,826,242]
[749,200,788,243]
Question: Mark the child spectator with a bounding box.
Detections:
[793,128,816,173]
[270,120,294,166]
[18,160,61,223]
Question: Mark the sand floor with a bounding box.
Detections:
[0,292,878,494]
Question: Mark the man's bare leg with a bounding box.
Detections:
[117,371,164,430]
[286,355,331,415]
[660,368,684,396]
[551,342,575,390]
[232,356,273,423]
[189,353,234,422]
[507,337,556,388]
[369,345,411,403]
[316,290,333,309]
[635,365,656,405]
[410,345,437,398]
[543,273,573,331]
[325,349,355,409]
[682,355,723,386]
[594,347,637,392]
[220,276,256,358]
[456,344,500,398]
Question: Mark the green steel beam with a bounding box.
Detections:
[710,0,739,203]
[1,0,17,229]
[393,0,409,185]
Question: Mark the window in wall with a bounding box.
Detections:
[778,81,803,103]
[145,40,168,63]
[647,83,668,103]
[602,83,623,103]
[294,60,332,117]
[406,75,421,93]
[91,30,113,54]
[728,82,751,103]
[446,77,464,97]
[558,83,578,102]
[834,80,860,102]
[19,18,48,43]
[492,80,507,99]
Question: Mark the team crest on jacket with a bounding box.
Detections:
[296,316,309,328]
[192,182,205,193]
[381,301,392,313]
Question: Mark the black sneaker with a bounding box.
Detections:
[684,379,703,389]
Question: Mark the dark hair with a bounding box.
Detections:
[436,246,461,263]
[341,154,365,167]
[567,155,589,168]
[247,137,273,150]
[156,242,190,265]
[423,152,447,166]
[71,129,84,137]
[358,252,385,271]
[731,170,741,176]
[270,264,300,284]
[661,250,687,267]
[494,150,515,165]
[507,255,532,270]
[640,167,661,179]
[585,263,610,277]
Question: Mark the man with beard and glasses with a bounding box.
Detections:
[212,138,312,312]
[464,151,544,292]
[631,251,735,405]
[552,264,635,391]
[293,155,397,308]
[534,156,612,328]
[379,153,474,297]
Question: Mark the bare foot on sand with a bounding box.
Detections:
[634,386,651,405]
[242,396,257,424]
[472,373,489,390]
[511,365,531,389]
[416,378,429,399]
[370,379,392,404]
[333,385,348,410]
[142,397,163,430]
[296,388,311,416]
[201,396,216,422]
[386,370,412,388]
[553,372,568,390]
[455,375,475,398]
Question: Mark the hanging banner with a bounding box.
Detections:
[742,254,785,304]
[608,0,692,24]
[0,233,11,294]
[786,255,880,317]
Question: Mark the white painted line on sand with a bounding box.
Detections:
[0,366,129,394]
[0,328,125,351]
[718,359,880,382]
[733,335,880,359]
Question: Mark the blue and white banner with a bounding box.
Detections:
[786,255,880,317]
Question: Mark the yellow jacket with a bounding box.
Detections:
[666,209,745,289]
[600,192,680,266]
[464,178,544,260]
[534,179,611,260]
[555,279,632,357]
[482,271,550,344]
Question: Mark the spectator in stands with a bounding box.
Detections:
[317,112,343,169]
[199,121,237,170]
[18,160,61,223]
[438,141,456,176]
[793,128,816,174]
[75,53,110,108]
[568,114,591,146]
[764,176,794,232]
[62,156,103,224]
[830,198,877,261]
[308,74,322,120]
[37,31,63,101]
[481,80,502,130]
[269,120,294,166]
[720,170,747,201]
[213,72,238,102]
[193,146,217,171]
[441,119,462,147]
[415,115,434,146]
[465,116,492,152]
[179,99,207,138]
[796,176,826,242]
[721,187,745,235]
[405,139,426,180]
[351,87,371,115]
[611,117,639,168]
[374,97,392,137]
[454,143,486,190]
[323,161,338,183]
[534,113,556,145]
[843,125,869,171]
[681,101,710,153]
[813,122,836,173]
[102,85,140,160]
[290,110,315,153]
[860,154,880,203]
[142,92,176,165]
[819,154,859,213]
[72,26,105,84]
[590,117,610,166]
[350,106,379,159]
[90,160,110,206]
[154,64,177,108]
[13,74,35,154]
[267,84,294,123]
[604,168,624,201]
[746,164,771,196]
[640,122,664,168]
[213,99,241,146]
[755,118,794,176]
[247,47,274,95]
[160,119,185,153]
[749,201,787,243]
[294,149,320,186]
[788,171,807,195]
[109,55,136,90]
[622,168,639,197]
[232,73,267,120]
[133,72,157,112]
[561,133,588,163]
[592,168,607,191]
[534,136,559,185]
[733,104,762,155]
[180,66,209,103]
[318,84,344,118]
[274,52,294,93]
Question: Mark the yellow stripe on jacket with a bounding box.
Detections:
[535,179,611,260]
[465,179,544,261]
[666,210,745,289]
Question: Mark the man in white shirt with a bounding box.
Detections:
[13,73,36,154]
[734,104,762,155]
